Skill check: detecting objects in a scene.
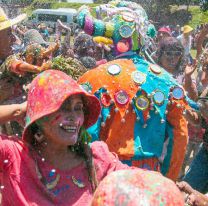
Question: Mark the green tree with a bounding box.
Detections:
[1,0,34,6]
[200,0,208,11]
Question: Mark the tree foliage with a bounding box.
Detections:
[200,0,208,11]
[1,0,34,6]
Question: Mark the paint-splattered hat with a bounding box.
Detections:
[91,169,184,206]
[23,70,101,143]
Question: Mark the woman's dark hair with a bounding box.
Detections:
[156,37,185,73]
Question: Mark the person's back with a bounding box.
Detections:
[79,54,193,181]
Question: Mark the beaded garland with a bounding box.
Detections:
[84,15,94,35]
[93,19,106,36]
[105,22,115,38]
[77,9,88,29]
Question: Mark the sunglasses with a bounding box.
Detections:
[163,51,182,57]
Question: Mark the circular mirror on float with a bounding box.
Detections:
[107,64,121,76]
[172,86,184,100]
[153,90,165,105]
[122,12,135,22]
[119,25,134,38]
[114,90,129,105]
[149,64,162,74]
[131,71,146,85]
[135,95,150,111]
[101,93,112,107]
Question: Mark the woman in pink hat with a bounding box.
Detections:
[0,70,185,206]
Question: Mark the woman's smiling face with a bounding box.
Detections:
[38,95,84,146]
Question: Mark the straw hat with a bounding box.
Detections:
[0,7,26,31]
[182,25,193,34]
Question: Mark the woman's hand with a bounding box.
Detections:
[0,102,27,125]
[184,61,198,100]
[177,181,208,206]
[40,60,52,71]
[13,101,27,126]
[183,109,201,126]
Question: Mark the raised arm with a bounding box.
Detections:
[10,59,51,74]
[0,102,27,125]
[184,62,198,101]
[196,24,208,58]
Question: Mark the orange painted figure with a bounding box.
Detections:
[79,57,196,181]
[77,0,199,181]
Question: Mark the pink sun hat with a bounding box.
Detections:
[23,70,101,143]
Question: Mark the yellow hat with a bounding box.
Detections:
[0,7,26,31]
[182,25,193,34]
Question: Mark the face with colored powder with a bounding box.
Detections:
[37,95,84,146]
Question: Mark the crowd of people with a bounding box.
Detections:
[0,1,208,205]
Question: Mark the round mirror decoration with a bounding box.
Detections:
[107,64,121,76]
[131,71,146,85]
[153,90,165,105]
[101,93,112,107]
[149,64,162,74]
[114,90,129,105]
[135,95,150,111]
[122,12,135,22]
[119,25,134,38]
[172,86,184,100]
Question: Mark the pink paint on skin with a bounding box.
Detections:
[50,114,62,125]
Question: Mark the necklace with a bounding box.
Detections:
[31,135,93,192]
[35,158,86,191]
